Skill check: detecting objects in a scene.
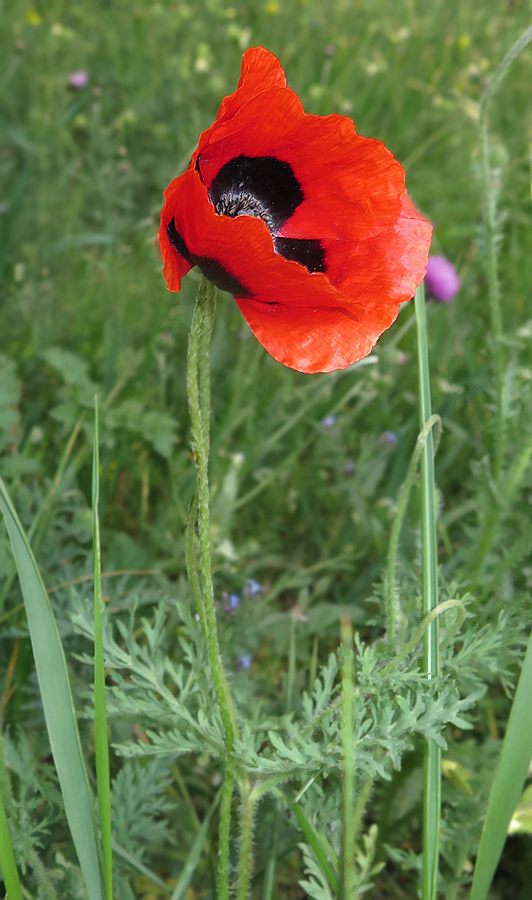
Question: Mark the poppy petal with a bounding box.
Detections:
[159,47,433,373]
[163,168,364,311]
[158,178,192,291]
[196,88,404,244]
[194,48,288,162]
[234,297,394,374]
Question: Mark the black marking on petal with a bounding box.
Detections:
[195,154,204,182]
[167,220,193,264]
[193,255,252,297]
[274,237,327,274]
[209,155,304,232]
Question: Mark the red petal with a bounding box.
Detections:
[159,169,428,373]
[235,297,396,374]
[158,177,193,291]
[169,168,360,310]
[196,89,404,244]
[325,194,432,305]
[193,48,287,164]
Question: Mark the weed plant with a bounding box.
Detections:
[1,1,532,898]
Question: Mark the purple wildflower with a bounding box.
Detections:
[321,415,337,429]
[243,579,265,597]
[425,255,460,303]
[67,70,89,89]
[238,654,253,670]
[224,592,240,612]
[380,431,398,445]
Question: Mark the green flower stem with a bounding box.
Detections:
[186,277,239,899]
[340,616,355,899]
[478,25,532,478]
[415,283,441,900]
[236,776,257,900]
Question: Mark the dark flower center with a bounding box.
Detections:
[208,155,304,233]
[205,154,327,275]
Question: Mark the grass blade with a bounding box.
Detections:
[170,789,221,900]
[291,801,339,894]
[0,784,24,900]
[0,476,106,900]
[92,397,113,899]
[469,627,532,900]
[112,839,171,894]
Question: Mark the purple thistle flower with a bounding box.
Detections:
[67,70,89,89]
[243,578,265,597]
[424,255,460,303]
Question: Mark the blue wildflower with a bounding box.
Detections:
[238,654,253,670]
[243,578,265,597]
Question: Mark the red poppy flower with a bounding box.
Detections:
[159,47,432,374]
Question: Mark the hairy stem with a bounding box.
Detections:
[236,776,257,900]
[478,24,532,478]
[186,276,239,899]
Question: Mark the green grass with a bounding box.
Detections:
[1,0,532,897]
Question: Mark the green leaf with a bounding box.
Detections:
[470,627,532,900]
[0,476,106,900]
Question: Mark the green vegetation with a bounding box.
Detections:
[1,1,531,898]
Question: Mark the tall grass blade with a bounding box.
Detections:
[0,786,24,900]
[170,789,221,900]
[0,476,106,900]
[469,628,532,900]
[291,801,339,894]
[92,397,113,899]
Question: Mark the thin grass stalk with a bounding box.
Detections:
[186,276,239,900]
[262,611,298,897]
[340,616,355,899]
[478,25,532,478]
[385,413,441,648]
[92,398,113,900]
[262,806,281,900]
[414,283,440,900]
[351,775,374,846]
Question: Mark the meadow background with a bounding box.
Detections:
[1,0,532,898]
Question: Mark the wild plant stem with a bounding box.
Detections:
[341,616,355,899]
[478,24,532,479]
[236,777,257,900]
[91,399,113,900]
[414,283,440,900]
[186,276,239,900]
